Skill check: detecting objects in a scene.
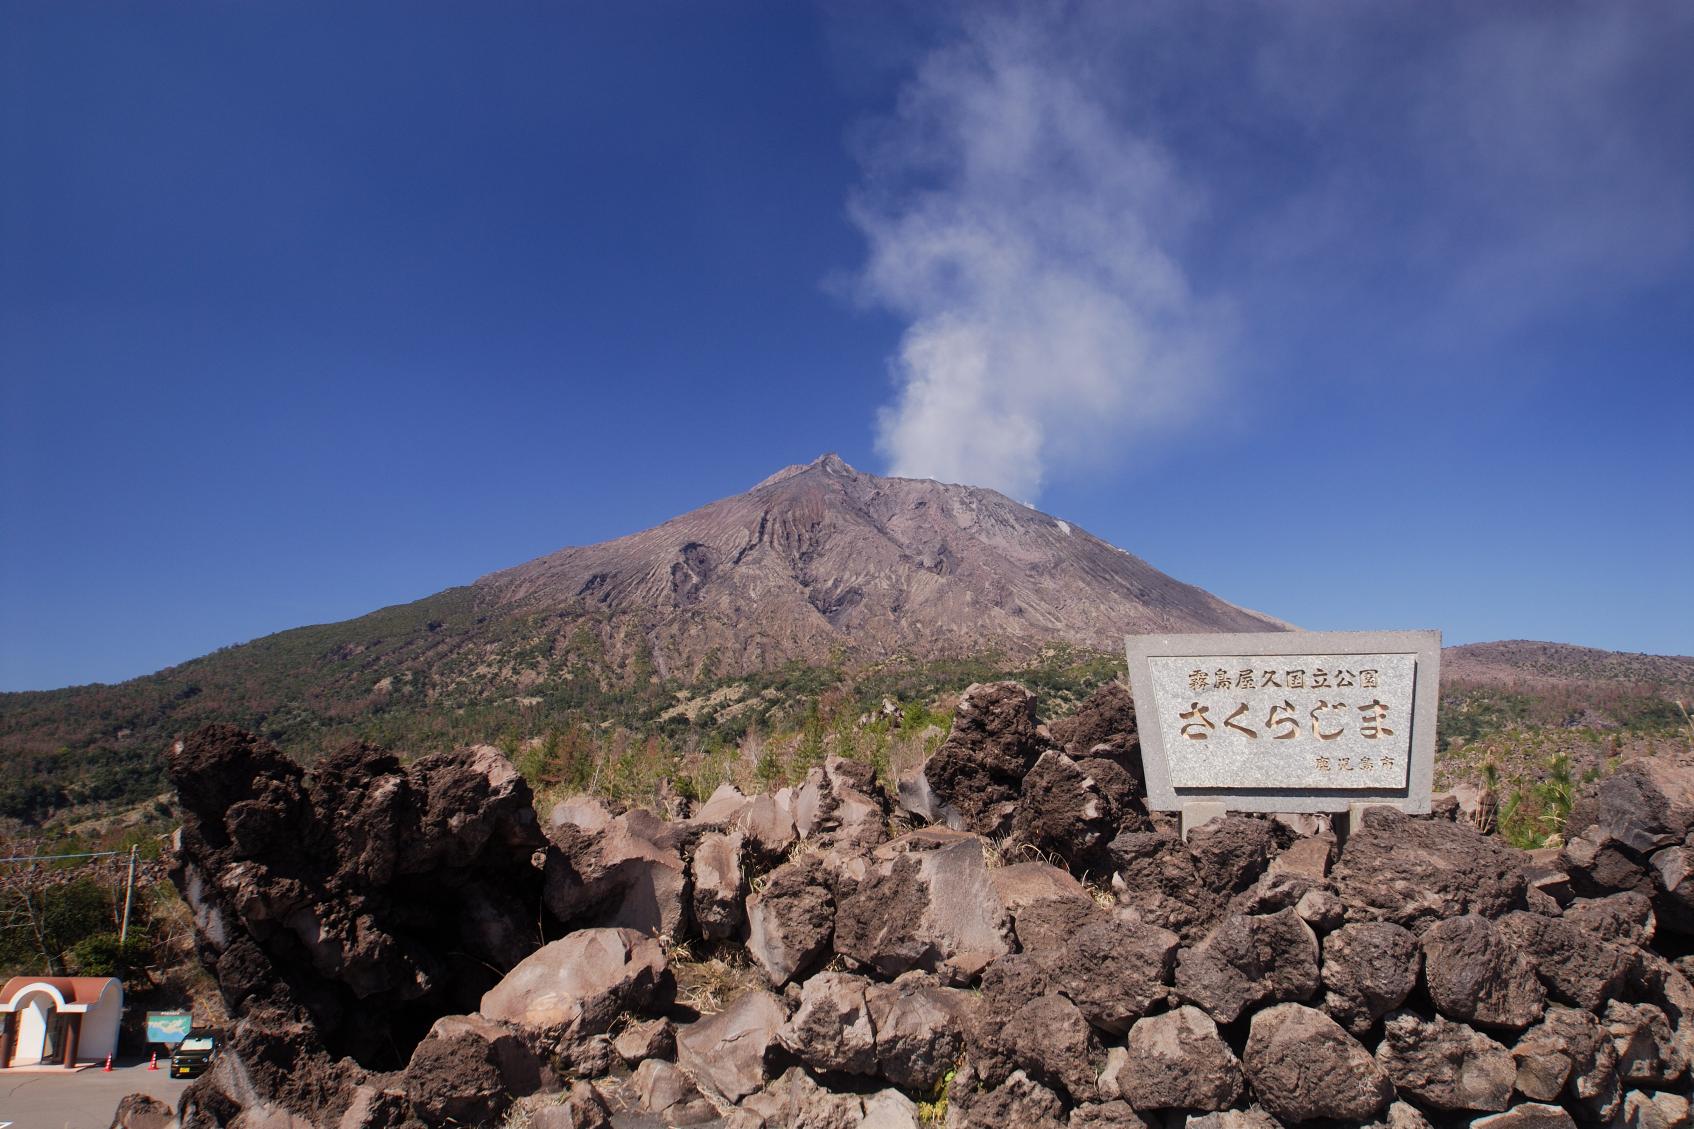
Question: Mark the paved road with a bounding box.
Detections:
[0,1059,186,1129]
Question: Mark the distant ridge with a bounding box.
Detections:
[476,453,1289,678]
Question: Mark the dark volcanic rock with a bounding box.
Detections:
[1566,758,1694,855]
[1420,915,1546,1030]
[1109,829,1224,941]
[1563,891,1657,946]
[1044,916,1178,1034]
[918,681,1048,836]
[1048,681,1140,766]
[1244,1003,1392,1123]
[167,725,547,1069]
[745,856,835,986]
[478,927,671,1052]
[948,1063,1068,1129]
[864,970,974,1091]
[1175,908,1321,1024]
[1119,1005,1245,1112]
[110,1094,174,1129]
[1498,909,1633,1011]
[1332,806,1527,929]
[833,830,1010,984]
[1375,1010,1515,1113]
[1320,921,1420,1035]
[402,1030,509,1127]
[1186,815,1281,896]
[1010,750,1122,869]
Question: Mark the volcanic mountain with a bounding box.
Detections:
[480,453,1285,677]
[0,455,1285,818]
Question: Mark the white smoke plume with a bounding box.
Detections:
[849,8,1223,500]
[848,1,1694,499]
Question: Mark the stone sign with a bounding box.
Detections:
[1125,629,1439,814]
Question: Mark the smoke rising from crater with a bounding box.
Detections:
[848,1,1694,499]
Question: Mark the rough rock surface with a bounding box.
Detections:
[745,856,835,986]
[1243,1003,1392,1123]
[1332,807,1528,928]
[1498,910,1633,1011]
[167,725,549,1067]
[990,861,1100,954]
[1109,830,1223,941]
[1176,908,1321,1023]
[479,928,671,1051]
[834,830,1010,983]
[1375,1010,1515,1113]
[1118,1006,1245,1112]
[162,712,1694,1129]
[1010,751,1122,869]
[864,971,973,1091]
[1043,916,1178,1034]
[691,830,746,940]
[1420,914,1547,1029]
[674,989,786,1104]
[1321,921,1420,1035]
[916,682,1046,836]
[110,1094,175,1129]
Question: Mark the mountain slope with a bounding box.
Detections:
[480,453,1286,678]
[0,455,1286,819]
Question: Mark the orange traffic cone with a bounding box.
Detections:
[148,1051,159,1071]
[103,1054,113,1072]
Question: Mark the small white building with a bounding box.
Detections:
[0,976,123,1068]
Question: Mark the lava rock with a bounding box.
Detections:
[946,1064,1068,1129]
[1043,916,1178,1034]
[1467,1105,1578,1129]
[167,726,548,1068]
[1175,907,1321,1023]
[674,989,786,1105]
[402,1030,509,1127]
[1375,1010,1515,1113]
[1187,815,1281,895]
[1562,891,1656,947]
[917,682,1049,836]
[990,861,1102,954]
[1108,830,1224,941]
[1010,751,1122,869]
[1118,1005,1245,1112]
[544,805,692,938]
[1320,921,1420,1035]
[745,856,835,986]
[1497,910,1633,1011]
[833,830,1011,984]
[1243,1003,1392,1123]
[1421,915,1546,1030]
[691,830,746,941]
[1332,807,1527,929]
[479,928,671,1050]
[863,970,974,1091]
[777,971,877,1076]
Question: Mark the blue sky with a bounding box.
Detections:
[3,1,1691,691]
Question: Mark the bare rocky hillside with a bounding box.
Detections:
[479,453,1286,679]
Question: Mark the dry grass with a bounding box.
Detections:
[670,942,766,1015]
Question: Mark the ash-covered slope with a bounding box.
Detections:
[478,453,1285,677]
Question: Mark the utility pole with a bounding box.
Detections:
[119,845,137,945]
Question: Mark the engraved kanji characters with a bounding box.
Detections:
[1260,670,1282,689]
[1311,668,1332,689]
[1213,669,1232,690]
[1359,669,1379,689]
[1287,670,1307,689]
[1236,670,1256,690]
[1189,669,1210,692]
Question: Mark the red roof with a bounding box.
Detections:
[0,976,119,1008]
